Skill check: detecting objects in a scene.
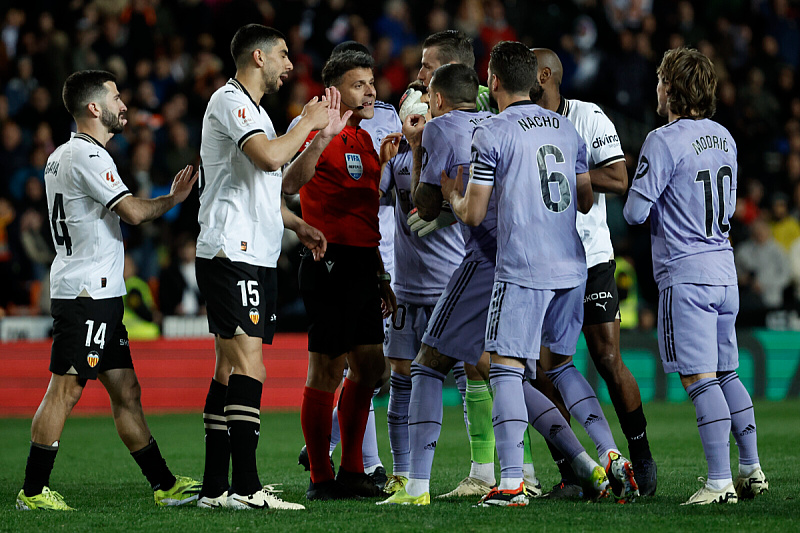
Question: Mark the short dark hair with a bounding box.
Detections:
[430,63,479,107]
[62,70,116,118]
[321,50,374,88]
[657,47,717,119]
[331,40,371,56]
[489,41,537,95]
[230,24,286,67]
[422,30,474,68]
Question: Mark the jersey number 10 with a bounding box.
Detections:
[695,166,732,238]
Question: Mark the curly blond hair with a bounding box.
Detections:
[657,47,717,119]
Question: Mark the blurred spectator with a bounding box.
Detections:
[769,192,800,251]
[790,236,800,308]
[5,55,37,116]
[736,218,790,316]
[122,256,160,340]
[159,235,204,316]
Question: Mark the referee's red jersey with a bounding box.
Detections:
[298,125,381,247]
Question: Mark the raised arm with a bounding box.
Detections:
[404,114,443,221]
[283,87,352,194]
[243,98,329,172]
[441,165,491,226]
[114,165,197,225]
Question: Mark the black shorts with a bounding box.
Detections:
[196,256,277,343]
[50,297,132,380]
[583,260,621,326]
[299,244,384,356]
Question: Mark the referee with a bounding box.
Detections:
[283,50,400,501]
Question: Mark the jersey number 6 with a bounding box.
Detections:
[537,145,572,213]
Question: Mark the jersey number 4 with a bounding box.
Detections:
[695,166,732,237]
[51,193,73,256]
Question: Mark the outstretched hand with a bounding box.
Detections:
[319,87,353,139]
[300,96,331,131]
[440,165,464,204]
[169,165,199,204]
[379,132,402,165]
[401,114,426,148]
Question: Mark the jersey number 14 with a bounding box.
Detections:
[51,193,73,256]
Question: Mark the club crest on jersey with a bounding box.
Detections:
[249,308,260,325]
[345,153,363,180]
[87,351,100,368]
[100,168,122,190]
[232,106,255,127]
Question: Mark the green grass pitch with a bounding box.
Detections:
[1,401,798,532]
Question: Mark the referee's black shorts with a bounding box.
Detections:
[299,244,384,357]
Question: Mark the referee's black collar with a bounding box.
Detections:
[74,132,108,151]
[507,100,535,108]
[228,78,260,109]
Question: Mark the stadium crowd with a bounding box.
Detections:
[0,0,799,329]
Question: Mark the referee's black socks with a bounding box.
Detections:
[201,378,230,497]
[225,374,263,496]
[22,441,58,497]
[131,437,176,492]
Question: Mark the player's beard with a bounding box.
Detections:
[263,65,281,95]
[529,82,544,105]
[100,106,125,134]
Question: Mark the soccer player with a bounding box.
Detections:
[380,58,611,506]
[624,47,768,505]
[530,48,655,497]
[16,70,200,511]
[292,41,402,488]
[283,50,400,501]
[442,41,620,507]
[195,24,328,510]
[379,77,467,496]
[412,28,540,499]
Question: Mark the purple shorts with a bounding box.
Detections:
[386,302,435,360]
[485,281,585,363]
[658,284,739,375]
[421,256,495,365]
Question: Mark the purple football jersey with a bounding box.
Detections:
[418,109,496,261]
[381,140,465,305]
[470,101,589,289]
[629,118,738,291]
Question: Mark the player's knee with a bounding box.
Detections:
[117,379,143,409]
[414,344,455,374]
[592,348,622,377]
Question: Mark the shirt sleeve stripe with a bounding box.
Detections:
[595,155,626,168]
[470,175,494,183]
[106,191,132,210]
[238,129,265,151]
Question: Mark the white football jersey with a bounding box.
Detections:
[197,79,283,267]
[561,98,625,268]
[45,132,131,299]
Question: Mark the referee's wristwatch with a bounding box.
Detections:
[378,272,391,283]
